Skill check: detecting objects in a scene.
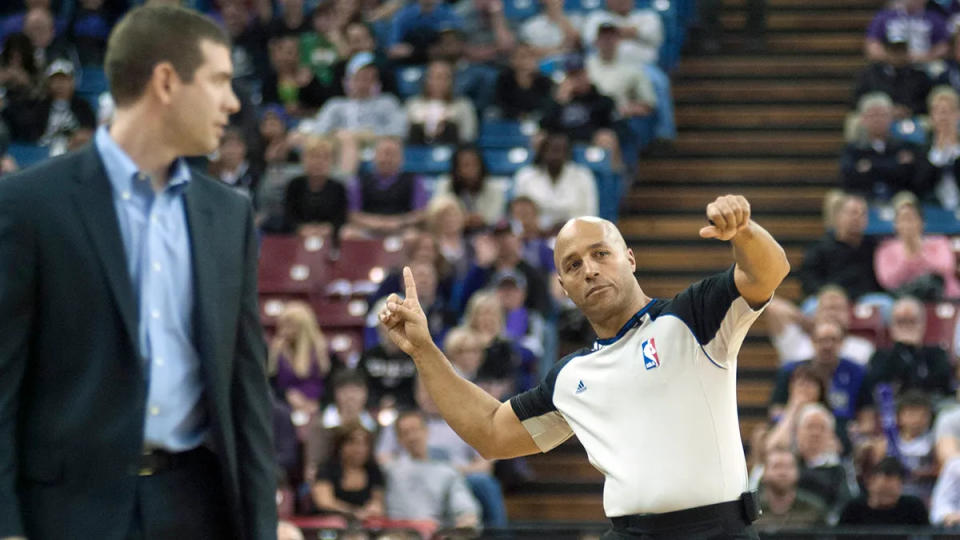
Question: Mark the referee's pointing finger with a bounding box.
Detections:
[403,266,420,303]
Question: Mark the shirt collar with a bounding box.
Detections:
[94,125,192,196]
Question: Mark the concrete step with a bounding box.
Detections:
[636,157,837,182]
[625,185,830,213]
[675,56,864,80]
[668,131,846,156]
[676,104,847,129]
[674,80,852,105]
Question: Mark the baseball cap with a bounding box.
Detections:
[492,269,527,290]
[46,58,74,78]
[346,52,376,77]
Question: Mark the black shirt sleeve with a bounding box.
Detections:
[654,266,741,345]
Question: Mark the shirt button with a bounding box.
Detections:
[151,215,159,225]
[152,262,162,272]
[150,406,160,416]
[121,191,131,200]
[151,310,160,319]
[155,356,165,367]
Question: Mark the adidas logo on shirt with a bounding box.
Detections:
[575,380,587,394]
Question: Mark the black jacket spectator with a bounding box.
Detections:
[283,175,348,234]
[494,66,553,120]
[540,85,616,143]
[858,344,953,408]
[853,62,932,116]
[3,93,94,142]
[800,232,880,299]
[838,495,929,526]
[840,139,920,201]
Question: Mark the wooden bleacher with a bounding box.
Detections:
[503,0,871,521]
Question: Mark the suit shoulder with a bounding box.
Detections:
[0,150,87,203]
[189,170,252,210]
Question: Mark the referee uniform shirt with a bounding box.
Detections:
[510,267,766,518]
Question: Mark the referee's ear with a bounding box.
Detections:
[625,248,636,272]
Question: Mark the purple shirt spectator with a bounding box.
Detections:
[867,7,948,58]
[274,352,326,401]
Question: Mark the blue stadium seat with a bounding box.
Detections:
[867,204,960,235]
[538,55,566,77]
[478,119,534,148]
[7,143,50,169]
[890,118,928,146]
[483,147,533,176]
[76,65,108,99]
[573,144,613,175]
[564,0,604,13]
[403,145,454,175]
[395,65,425,99]
[503,0,540,21]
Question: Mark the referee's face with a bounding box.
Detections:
[555,219,637,318]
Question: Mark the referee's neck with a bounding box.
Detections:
[591,293,651,339]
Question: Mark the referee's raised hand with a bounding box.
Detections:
[699,194,752,242]
[378,266,434,357]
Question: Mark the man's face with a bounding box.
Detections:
[221,2,249,35]
[543,135,569,169]
[555,220,637,319]
[373,138,403,176]
[862,104,893,140]
[931,97,960,134]
[763,451,799,492]
[868,473,903,508]
[348,65,378,98]
[303,145,331,178]
[816,291,850,328]
[219,136,246,168]
[396,415,428,457]
[890,300,925,345]
[812,322,843,368]
[796,412,832,456]
[168,40,240,156]
[834,198,868,238]
[24,9,54,49]
[511,200,539,233]
[898,405,931,437]
[48,73,74,100]
[595,31,619,59]
[497,282,526,311]
[346,23,375,54]
[334,383,368,416]
[269,37,299,72]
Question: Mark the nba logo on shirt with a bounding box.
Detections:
[642,338,660,370]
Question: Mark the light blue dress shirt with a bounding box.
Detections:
[94,126,208,452]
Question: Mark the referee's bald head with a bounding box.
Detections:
[554,217,628,271]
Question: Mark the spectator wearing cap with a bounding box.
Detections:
[453,0,517,64]
[866,0,949,64]
[518,0,581,59]
[342,136,427,238]
[586,22,656,170]
[874,192,960,298]
[493,268,546,364]
[330,21,397,97]
[513,131,599,230]
[457,220,551,317]
[582,0,662,67]
[405,60,477,145]
[431,145,507,230]
[838,456,929,526]
[540,54,617,146]
[841,93,920,201]
[387,0,462,64]
[262,33,333,117]
[509,195,555,273]
[915,86,960,209]
[853,35,932,119]
[3,58,94,153]
[307,52,406,169]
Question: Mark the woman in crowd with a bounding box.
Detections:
[426,194,473,278]
[513,131,598,231]
[916,86,960,209]
[405,60,477,144]
[766,364,831,451]
[311,422,385,519]
[462,291,536,398]
[874,191,960,299]
[431,145,506,230]
[283,136,349,237]
[269,301,334,419]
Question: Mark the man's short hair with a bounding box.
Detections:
[395,408,425,428]
[330,368,367,392]
[897,390,932,414]
[105,5,229,107]
[871,456,907,478]
[857,92,894,115]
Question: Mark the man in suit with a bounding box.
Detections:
[0,6,276,539]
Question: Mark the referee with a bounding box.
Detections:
[379,195,790,539]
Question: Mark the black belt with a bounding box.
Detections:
[610,492,761,531]
[137,447,213,477]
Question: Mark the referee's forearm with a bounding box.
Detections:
[411,344,504,455]
[730,220,790,301]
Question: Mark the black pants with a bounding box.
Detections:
[126,448,232,540]
[602,497,760,540]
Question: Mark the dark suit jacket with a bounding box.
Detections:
[0,145,277,539]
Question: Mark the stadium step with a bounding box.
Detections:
[674,56,864,80]
[630,244,805,273]
[674,81,852,105]
[625,185,830,213]
[720,11,874,32]
[676,105,848,129]
[724,0,879,9]
[636,158,838,182]
[669,131,846,156]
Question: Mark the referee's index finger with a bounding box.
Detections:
[402,266,419,302]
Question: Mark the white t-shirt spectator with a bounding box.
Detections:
[582,9,663,65]
[586,54,657,111]
[520,13,584,51]
[513,162,598,229]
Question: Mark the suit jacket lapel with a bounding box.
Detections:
[71,145,141,359]
[184,180,225,403]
